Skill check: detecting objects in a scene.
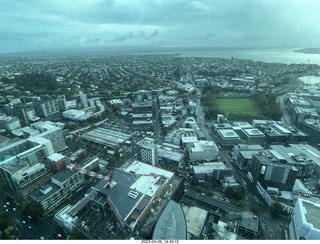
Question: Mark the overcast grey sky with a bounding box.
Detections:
[1,0,320,53]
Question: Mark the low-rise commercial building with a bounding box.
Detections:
[232,144,264,170]
[217,129,240,148]
[81,127,132,149]
[191,162,232,181]
[253,120,309,144]
[242,128,265,144]
[188,140,219,162]
[269,145,314,178]
[158,147,184,168]
[289,144,320,174]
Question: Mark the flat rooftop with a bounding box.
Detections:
[192,162,228,175]
[158,148,184,162]
[244,128,265,136]
[219,129,240,138]
[31,182,61,202]
[93,170,140,221]
[239,212,258,232]
[48,153,65,162]
[81,127,131,147]
[183,205,208,238]
[290,144,320,166]
[123,160,174,180]
[51,168,77,183]
[302,200,320,230]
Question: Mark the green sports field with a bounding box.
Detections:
[216,98,261,116]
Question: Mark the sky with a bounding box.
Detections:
[1,0,320,54]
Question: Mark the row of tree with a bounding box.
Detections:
[253,92,282,121]
[1,73,59,91]
[200,87,224,120]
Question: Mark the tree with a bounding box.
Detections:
[2,226,16,239]
[272,202,284,216]
[236,199,247,208]
[0,211,15,235]
[251,204,261,216]
[13,192,24,206]
[23,202,44,220]
[191,176,198,186]
[69,230,87,240]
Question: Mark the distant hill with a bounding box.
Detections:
[294,48,320,54]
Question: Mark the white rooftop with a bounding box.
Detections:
[181,136,199,144]
[123,161,174,180]
[130,175,160,197]
[48,153,65,162]
[63,109,85,117]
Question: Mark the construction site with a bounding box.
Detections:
[55,160,184,239]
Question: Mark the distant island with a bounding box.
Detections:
[294,48,320,54]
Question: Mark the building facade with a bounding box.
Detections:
[289,198,320,240]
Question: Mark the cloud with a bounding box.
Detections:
[1,0,320,53]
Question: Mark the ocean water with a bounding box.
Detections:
[162,48,320,65]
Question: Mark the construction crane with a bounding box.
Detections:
[128,171,164,178]
[67,164,116,189]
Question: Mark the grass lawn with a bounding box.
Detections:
[216,98,261,116]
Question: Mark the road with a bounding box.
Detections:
[153,96,162,144]
[277,94,292,125]
[0,196,68,240]
[189,80,291,239]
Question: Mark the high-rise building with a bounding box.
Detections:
[0,140,51,197]
[137,138,158,166]
[79,91,88,108]
[33,99,59,117]
[56,95,67,112]
[7,103,40,126]
[0,115,21,131]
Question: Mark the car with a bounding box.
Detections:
[22,221,26,224]
[13,208,16,211]
[28,226,32,229]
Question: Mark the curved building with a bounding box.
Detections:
[153,200,187,240]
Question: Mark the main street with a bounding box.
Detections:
[191,82,290,239]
